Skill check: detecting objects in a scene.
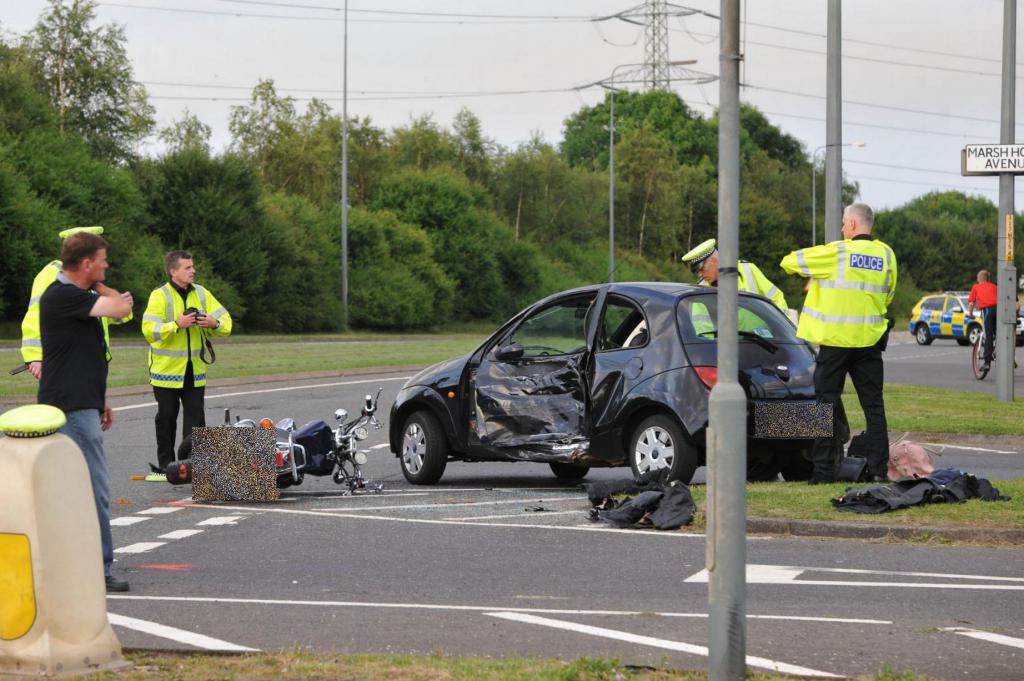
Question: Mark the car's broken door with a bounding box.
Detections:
[468,292,602,462]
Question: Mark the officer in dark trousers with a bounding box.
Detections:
[780,203,898,483]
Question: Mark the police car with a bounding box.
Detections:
[908,292,982,346]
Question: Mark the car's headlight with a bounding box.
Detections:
[353,426,369,441]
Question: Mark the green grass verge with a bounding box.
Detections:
[96,651,933,681]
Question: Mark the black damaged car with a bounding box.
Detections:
[388,283,830,485]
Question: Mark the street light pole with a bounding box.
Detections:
[811,141,864,246]
[339,0,349,330]
[600,60,712,282]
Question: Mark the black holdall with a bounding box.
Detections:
[837,455,867,482]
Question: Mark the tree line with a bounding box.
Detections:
[1,1,1020,335]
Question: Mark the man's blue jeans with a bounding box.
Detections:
[59,409,113,577]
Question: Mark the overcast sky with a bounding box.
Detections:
[2,0,1023,212]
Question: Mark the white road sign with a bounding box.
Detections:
[962,144,1024,175]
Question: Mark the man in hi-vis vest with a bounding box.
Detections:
[141,251,232,473]
[780,203,897,484]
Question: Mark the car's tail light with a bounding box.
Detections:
[693,366,718,389]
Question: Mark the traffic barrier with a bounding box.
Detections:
[0,405,127,676]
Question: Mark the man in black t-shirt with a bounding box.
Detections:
[39,232,134,593]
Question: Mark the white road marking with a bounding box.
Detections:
[309,492,432,500]
[887,349,961,362]
[107,612,257,652]
[112,376,410,412]
[941,627,1024,651]
[919,442,1017,455]
[115,542,166,554]
[313,496,584,512]
[139,506,184,515]
[369,443,390,449]
[159,529,204,540]
[192,502,705,537]
[454,510,585,521]
[105,594,891,624]
[110,517,150,527]
[686,564,1024,591]
[485,612,840,678]
[196,516,245,526]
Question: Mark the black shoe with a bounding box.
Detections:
[149,462,163,474]
[105,575,130,593]
[981,362,991,372]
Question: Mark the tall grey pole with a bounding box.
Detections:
[609,91,615,282]
[811,148,820,246]
[708,0,746,679]
[340,0,350,330]
[825,0,843,243]
[997,0,1017,401]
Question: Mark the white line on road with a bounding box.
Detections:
[112,376,410,412]
[686,564,1024,590]
[196,516,245,526]
[369,443,390,450]
[313,496,584,512]
[104,594,891,625]
[107,612,257,652]
[919,442,1017,454]
[159,529,204,540]
[192,502,707,537]
[453,510,585,521]
[941,627,1024,651]
[887,349,961,362]
[139,507,184,515]
[484,612,841,678]
[110,517,150,526]
[114,542,166,554]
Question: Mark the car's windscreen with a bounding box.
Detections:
[677,293,800,344]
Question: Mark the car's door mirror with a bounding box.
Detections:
[494,343,524,362]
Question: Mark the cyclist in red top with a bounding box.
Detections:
[968,270,998,370]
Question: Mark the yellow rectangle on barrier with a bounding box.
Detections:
[0,533,36,640]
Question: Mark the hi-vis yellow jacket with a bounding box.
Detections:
[20,260,132,363]
[710,260,788,311]
[141,283,232,388]
[780,238,897,347]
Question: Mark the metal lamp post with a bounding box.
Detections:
[811,141,864,245]
[598,61,715,281]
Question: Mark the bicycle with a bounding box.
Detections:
[971,329,989,380]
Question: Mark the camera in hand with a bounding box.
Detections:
[185,307,206,319]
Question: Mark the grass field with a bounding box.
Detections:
[96,651,931,681]
[2,332,1022,436]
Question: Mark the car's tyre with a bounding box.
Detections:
[628,414,699,483]
[914,323,933,346]
[549,462,590,480]
[399,411,448,485]
[968,324,983,347]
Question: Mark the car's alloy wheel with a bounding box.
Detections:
[914,323,933,346]
[628,414,698,483]
[968,324,982,347]
[399,411,448,484]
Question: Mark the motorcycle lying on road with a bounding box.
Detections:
[170,389,384,493]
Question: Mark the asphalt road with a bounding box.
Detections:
[885,334,1024,394]
[37,371,1010,680]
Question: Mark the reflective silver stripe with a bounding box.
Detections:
[739,262,755,293]
[835,242,847,282]
[153,327,162,342]
[816,279,889,294]
[21,339,42,348]
[161,285,174,323]
[802,306,884,325]
[143,315,164,323]
[195,285,207,310]
[795,250,811,276]
[29,296,41,306]
[883,246,894,294]
[765,285,782,300]
[150,348,190,358]
[209,307,227,319]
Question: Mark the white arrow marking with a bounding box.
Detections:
[485,612,841,678]
[686,564,1024,590]
[107,613,257,651]
[941,628,1024,650]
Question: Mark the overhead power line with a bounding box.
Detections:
[214,0,592,20]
